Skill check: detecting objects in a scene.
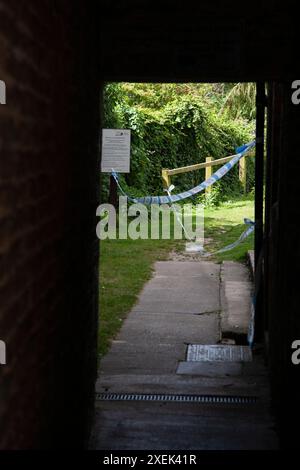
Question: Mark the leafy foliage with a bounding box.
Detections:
[101,83,255,204]
[219,83,256,120]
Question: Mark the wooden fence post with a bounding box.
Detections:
[162,169,171,189]
[239,156,247,192]
[205,157,213,194]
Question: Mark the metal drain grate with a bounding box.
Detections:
[96,393,257,405]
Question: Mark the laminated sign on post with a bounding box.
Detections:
[101,129,131,173]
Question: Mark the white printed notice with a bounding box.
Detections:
[101,129,131,173]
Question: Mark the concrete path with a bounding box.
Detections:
[91,260,278,450]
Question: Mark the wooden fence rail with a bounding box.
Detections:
[161,151,254,193]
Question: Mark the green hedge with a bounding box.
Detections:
[101,84,255,204]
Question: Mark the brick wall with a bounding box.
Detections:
[0,1,100,448]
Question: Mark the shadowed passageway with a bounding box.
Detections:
[1,1,299,452]
[92,260,277,450]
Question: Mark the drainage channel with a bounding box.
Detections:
[96,393,257,405]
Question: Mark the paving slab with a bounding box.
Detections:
[100,312,220,376]
[115,312,220,345]
[153,260,220,277]
[176,361,243,376]
[132,261,220,313]
[220,261,252,335]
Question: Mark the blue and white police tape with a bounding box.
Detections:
[200,218,255,257]
[111,140,255,205]
[248,302,255,348]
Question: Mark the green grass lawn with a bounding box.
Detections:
[99,194,254,356]
[204,194,254,262]
[99,235,182,357]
